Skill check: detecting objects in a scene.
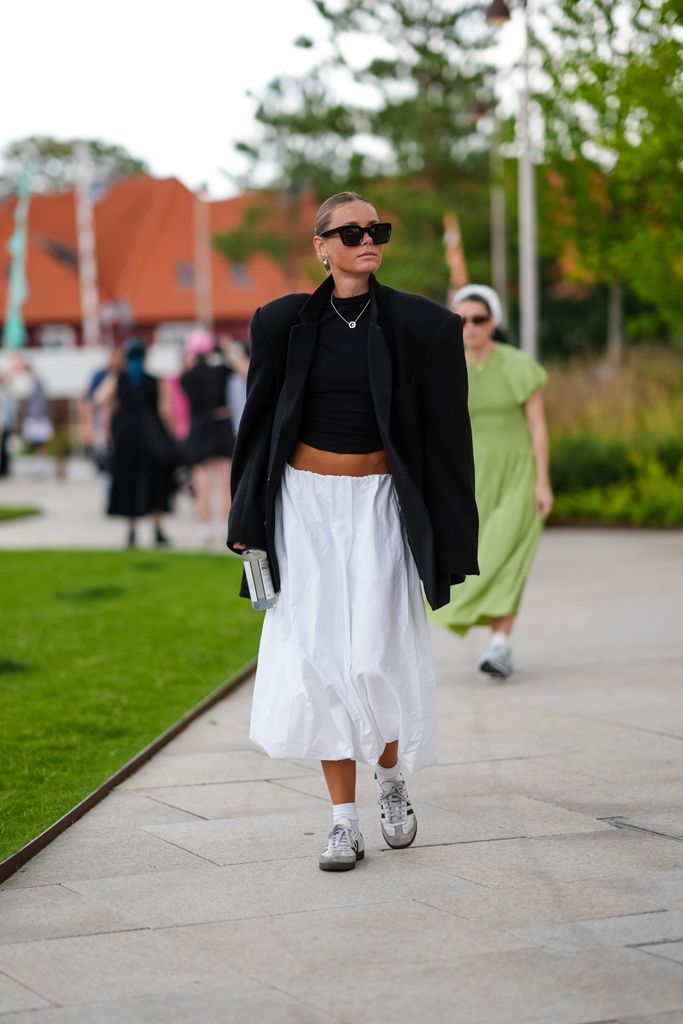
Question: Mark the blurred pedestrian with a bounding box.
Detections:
[221,334,249,434]
[81,348,123,475]
[95,338,176,548]
[0,373,17,478]
[21,364,54,480]
[228,191,478,872]
[180,328,235,546]
[431,284,553,679]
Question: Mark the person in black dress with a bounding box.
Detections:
[95,339,175,548]
[180,329,235,546]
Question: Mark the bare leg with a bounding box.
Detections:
[193,463,210,524]
[151,511,169,545]
[378,740,399,769]
[215,457,231,517]
[321,759,356,804]
[490,614,515,635]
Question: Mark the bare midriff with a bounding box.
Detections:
[289,441,390,476]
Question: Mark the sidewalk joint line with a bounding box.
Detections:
[599,816,683,843]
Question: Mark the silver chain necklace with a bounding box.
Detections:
[330,295,371,330]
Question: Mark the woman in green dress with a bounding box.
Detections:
[431,285,553,678]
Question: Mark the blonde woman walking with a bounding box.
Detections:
[228,192,478,871]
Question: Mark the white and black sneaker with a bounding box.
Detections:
[375,775,417,849]
[318,819,365,872]
[479,637,514,679]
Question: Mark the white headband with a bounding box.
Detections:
[451,284,503,326]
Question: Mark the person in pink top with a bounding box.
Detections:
[181,328,235,545]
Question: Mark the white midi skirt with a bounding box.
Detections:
[250,465,437,773]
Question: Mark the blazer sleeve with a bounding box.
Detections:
[226,307,277,552]
[421,313,479,580]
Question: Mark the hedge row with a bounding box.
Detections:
[549,435,683,526]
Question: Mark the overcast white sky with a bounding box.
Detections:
[1,0,333,196]
[2,0,524,198]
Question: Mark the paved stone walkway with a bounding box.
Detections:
[1,465,682,1022]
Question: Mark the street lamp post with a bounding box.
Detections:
[485,0,538,359]
[490,121,509,328]
[194,184,213,331]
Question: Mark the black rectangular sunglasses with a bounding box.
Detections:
[319,222,392,246]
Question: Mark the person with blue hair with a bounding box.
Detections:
[95,338,176,548]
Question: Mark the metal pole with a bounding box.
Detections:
[75,142,100,347]
[193,186,213,330]
[517,0,538,358]
[490,121,508,327]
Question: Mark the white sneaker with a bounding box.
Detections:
[479,637,514,679]
[318,819,365,872]
[375,775,418,849]
[195,523,213,547]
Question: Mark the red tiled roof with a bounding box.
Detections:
[0,176,318,331]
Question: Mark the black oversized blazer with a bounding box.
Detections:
[227,273,479,610]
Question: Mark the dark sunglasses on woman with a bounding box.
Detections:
[461,315,491,325]
[319,222,392,246]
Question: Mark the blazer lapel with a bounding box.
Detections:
[367,280,392,440]
[284,275,334,400]
[285,321,319,401]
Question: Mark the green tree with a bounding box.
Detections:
[537,0,683,352]
[0,136,149,194]
[225,0,498,299]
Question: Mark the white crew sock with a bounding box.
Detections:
[332,802,359,832]
[490,631,511,651]
[374,760,402,785]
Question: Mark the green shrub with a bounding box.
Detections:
[552,455,683,526]
[550,436,631,492]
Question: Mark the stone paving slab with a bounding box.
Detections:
[161,900,535,984]
[399,830,683,888]
[66,791,203,833]
[126,778,328,820]
[0,975,49,1015]
[62,851,483,929]
[115,749,314,790]
[421,792,613,838]
[0,885,142,945]
[636,940,683,968]
[0,990,331,1024]
[280,947,683,1024]
[0,929,261,1007]
[510,910,683,953]
[420,876,668,929]
[2,828,213,890]
[140,803,518,866]
[615,1014,683,1024]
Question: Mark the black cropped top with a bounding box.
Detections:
[299,293,383,454]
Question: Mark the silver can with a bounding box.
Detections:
[241,548,278,611]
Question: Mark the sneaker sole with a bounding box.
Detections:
[479,659,512,679]
[319,849,365,872]
[381,818,417,850]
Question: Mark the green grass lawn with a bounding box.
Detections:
[0,549,263,862]
[0,506,41,522]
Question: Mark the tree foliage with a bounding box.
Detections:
[0,136,149,195]
[537,0,683,340]
[230,0,499,298]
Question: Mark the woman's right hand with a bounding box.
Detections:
[232,542,246,551]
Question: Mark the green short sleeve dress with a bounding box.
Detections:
[431,343,548,635]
